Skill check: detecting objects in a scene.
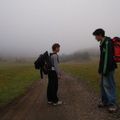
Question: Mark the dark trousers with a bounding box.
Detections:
[47,70,58,103]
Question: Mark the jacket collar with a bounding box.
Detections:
[100,37,106,46]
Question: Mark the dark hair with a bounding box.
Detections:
[52,43,60,51]
[93,28,105,37]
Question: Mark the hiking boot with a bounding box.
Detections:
[108,105,118,113]
[98,102,108,108]
[48,101,53,105]
[53,101,63,106]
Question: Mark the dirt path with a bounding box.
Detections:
[0,73,119,120]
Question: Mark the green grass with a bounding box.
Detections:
[0,62,40,107]
[1,61,120,107]
[61,61,120,102]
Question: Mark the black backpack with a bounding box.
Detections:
[34,51,52,79]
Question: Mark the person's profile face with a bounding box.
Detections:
[56,47,60,53]
[95,35,103,42]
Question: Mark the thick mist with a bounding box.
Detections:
[0,0,120,57]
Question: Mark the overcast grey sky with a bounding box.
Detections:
[0,0,120,57]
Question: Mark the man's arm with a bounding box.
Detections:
[103,41,109,75]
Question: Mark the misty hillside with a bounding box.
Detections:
[0,48,99,63]
[60,48,99,62]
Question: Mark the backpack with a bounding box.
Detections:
[34,51,52,79]
[112,37,120,63]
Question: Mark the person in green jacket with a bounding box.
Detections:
[93,28,118,113]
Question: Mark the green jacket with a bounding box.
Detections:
[98,37,117,76]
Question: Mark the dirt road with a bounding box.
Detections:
[0,73,119,120]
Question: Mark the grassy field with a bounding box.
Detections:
[0,60,120,108]
[0,62,40,107]
[61,61,120,102]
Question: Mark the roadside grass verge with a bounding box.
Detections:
[0,62,39,107]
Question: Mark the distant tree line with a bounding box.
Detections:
[0,56,33,63]
[60,49,99,62]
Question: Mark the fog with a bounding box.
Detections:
[0,0,120,57]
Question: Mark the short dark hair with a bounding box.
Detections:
[52,43,60,51]
[93,28,105,37]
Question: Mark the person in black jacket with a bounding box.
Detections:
[93,29,118,113]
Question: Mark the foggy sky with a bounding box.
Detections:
[0,0,120,57]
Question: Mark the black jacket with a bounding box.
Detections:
[99,37,117,76]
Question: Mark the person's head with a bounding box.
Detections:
[93,28,105,41]
[52,43,60,53]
